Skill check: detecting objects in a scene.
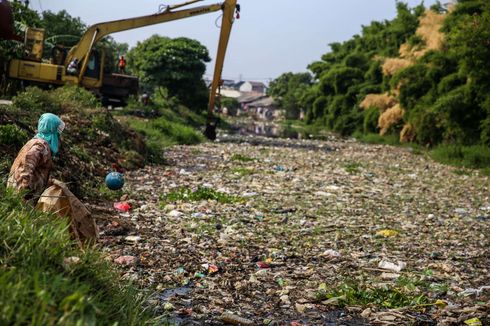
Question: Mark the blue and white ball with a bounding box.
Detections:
[105,172,125,190]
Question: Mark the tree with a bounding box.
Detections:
[41,10,86,47]
[126,35,210,111]
[268,72,312,119]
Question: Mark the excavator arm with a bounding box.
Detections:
[205,0,237,139]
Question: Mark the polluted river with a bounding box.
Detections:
[94,125,489,325]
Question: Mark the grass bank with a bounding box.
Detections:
[430,144,490,176]
[279,120,490,175]
[0,185,154,325]
[118,99,207,163]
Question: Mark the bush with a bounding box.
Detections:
[363,107,380,133]
[0,124,28,147]
[52,86,100,110]
[12,86,62,114]
[353,132,400,146]
[127,116,205,164]
[437,73,466,95]
[431,144,490,170]
[391,64,432,111]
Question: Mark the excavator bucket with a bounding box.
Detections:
[204,122,217,141]
[0,0,22,41]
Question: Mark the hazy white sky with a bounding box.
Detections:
[30,0,438,82]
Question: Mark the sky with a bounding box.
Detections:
[30,0,439,83]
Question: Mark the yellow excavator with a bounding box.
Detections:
[3,0,240,139]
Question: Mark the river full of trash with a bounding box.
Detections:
[96,135,489,325]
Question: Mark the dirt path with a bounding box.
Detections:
[97,135,489,325]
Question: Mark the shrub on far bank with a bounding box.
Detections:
[431,144,490,171]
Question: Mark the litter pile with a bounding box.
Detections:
[97,136,489,325]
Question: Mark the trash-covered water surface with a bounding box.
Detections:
[97,135,489,325]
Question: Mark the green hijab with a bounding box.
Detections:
[35,113,65,156]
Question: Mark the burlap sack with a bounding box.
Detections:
[36,180,98,243]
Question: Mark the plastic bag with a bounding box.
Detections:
[36,180,98,243]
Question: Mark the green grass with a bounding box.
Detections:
[316,278,430,309]
[344,162,362,174]
[127,116,205,163]
[0,185,155,325]
[353,132,401,146]
[431,145,490,175]
[231,167,255,176]
[160,186,243,205]
[230,154,255,162]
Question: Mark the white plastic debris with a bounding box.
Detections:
[378,259,406,272]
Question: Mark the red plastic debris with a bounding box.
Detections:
[208,264,219,274]
[114,201,131,212]
[256,261,270,269]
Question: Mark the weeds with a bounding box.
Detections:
[0,185,155,325]
[354,132,400,146]
[160,186,243,205]
[344,162,362,174]
[316,279,430,309]
[231,167,255,176]
[431,145,490,170]
[0,124,28,147]
[127,117,205,164]
[230,154,255,162]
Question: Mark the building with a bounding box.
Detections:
[247,96,277,120]
[236,81,267,94]
[236,93,278,120]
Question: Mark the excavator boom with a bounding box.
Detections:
[66,0,238,138]
[68,2,224,77]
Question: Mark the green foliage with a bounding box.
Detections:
[353,132,401,146]
[431,144,490,170]
[230,154,255,162]
[445,1,490,84]
[12,86,62,114]
[293,2,425,136]
[0,124,28,148]
[409,85,484,145]
[363,107,380,134]
[272,0,490,148]
[268,72,312,119]
[391,63,432,111]
[280,123,299,139]
[0,185,154,325]
[127,115,205,163]
[0,1,41,71]
[316,279,430,308]
[344,162,362,174]
[221,97,239,115]
[52,85,100,109]
[41,10,86,48]
[160,186,243,204]
[126,35,210,111]
[10,85,99,117]
[231,167,255,176]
